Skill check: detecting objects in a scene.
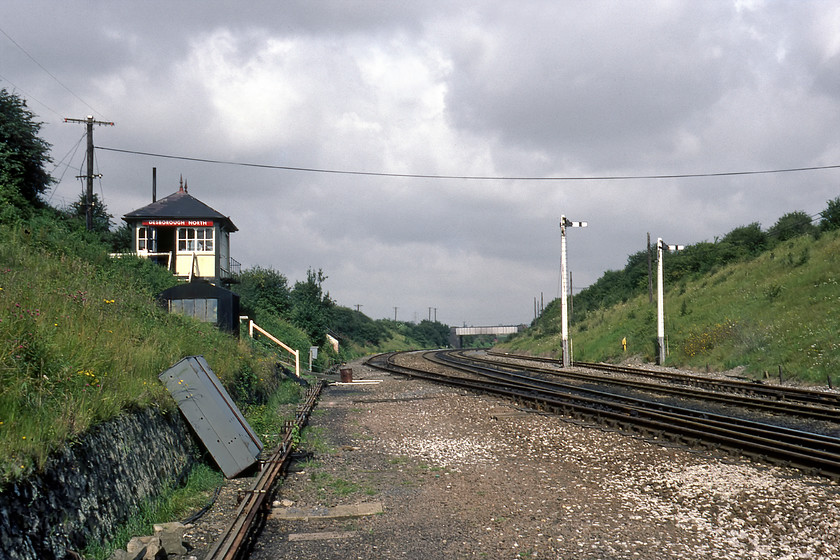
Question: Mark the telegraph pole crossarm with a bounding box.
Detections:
[64,116,115,231]
[559,215,588,367]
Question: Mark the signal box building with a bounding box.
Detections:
[122,180,241,334]
[122,180,239,285]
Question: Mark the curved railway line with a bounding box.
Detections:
[366,349,840,480]
[483,351,840,423]
[492,351,840,408]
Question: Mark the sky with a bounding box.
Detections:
[2,1,839,327]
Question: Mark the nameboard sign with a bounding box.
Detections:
[143,220,214,227]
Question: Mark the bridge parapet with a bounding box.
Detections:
[448,325,527,348]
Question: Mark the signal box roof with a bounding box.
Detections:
[123,188,238,232]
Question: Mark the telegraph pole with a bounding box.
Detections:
[560,215,587,367]
[64,115,114,230]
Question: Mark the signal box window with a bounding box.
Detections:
[177,227,214,252]
[137,226,157,252]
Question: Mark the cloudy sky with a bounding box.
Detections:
[2,1,839,327]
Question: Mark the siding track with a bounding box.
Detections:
[366,350,840,479]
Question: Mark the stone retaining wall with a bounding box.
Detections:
[0,407,197,560]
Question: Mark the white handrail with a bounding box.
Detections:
[239,316,300,377]
[109,251,172,269]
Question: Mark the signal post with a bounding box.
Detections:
[560,215,587,367]
[656,237,683,364]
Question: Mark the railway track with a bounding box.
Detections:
[491,350,840,408]
[204,380,324,560]
[366,350,840,479]
[474,351,840,423]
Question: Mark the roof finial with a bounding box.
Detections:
[179,175,184,193]
[184,179,188,193]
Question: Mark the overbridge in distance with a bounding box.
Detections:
[449,325,528,348]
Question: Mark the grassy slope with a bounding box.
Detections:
[340,330,427,357]
[0,221,283,480]
[336,320,448,357]
[498,231,840,384]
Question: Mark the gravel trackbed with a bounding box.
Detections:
[190,358,840,560]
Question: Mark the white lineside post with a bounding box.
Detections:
[656,238,665,365]
[560,215,587,367]
[656,238,683,365]
[560,218,569,366]
[240,316,300,377]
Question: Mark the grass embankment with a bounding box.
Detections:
[498,231,840,384]
[0,218,299,481]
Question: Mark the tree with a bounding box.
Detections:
[109,222,133,253]
[0,89,54,210]
[820,196,840,232]
[61,190,133,251]
[330,306,388,346]
[767,210,818,243]
[721,222,767,256]
[408,320,450,348]
[290,268,334,345]
[236,266,292,320]
[67,191,113,233]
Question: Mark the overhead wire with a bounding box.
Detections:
[1,25,837,189]
[0,25,104,119]
[96,145,840,182]
[0,71,63,119]
[95,147,109,210]
[47,132,86,203]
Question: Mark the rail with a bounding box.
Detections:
[368,350,840,479]
[486,351,840,408]
[572,359,840,406]
[469,352,840,421]
[204,380,324,560]
[240,317,300,377]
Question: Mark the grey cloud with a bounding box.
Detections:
[3,1,840,327]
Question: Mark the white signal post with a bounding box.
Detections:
[560,215,587,367]
[656,238,684,365]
